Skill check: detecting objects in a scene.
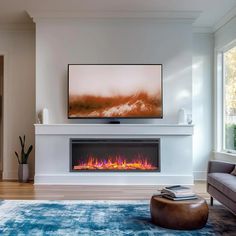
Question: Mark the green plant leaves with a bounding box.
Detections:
[15,136,33,164]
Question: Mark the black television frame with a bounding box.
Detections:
[67,64,163,119]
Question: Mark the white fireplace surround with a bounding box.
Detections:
[35,124,194,185]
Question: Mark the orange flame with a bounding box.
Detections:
[73,155,157,170]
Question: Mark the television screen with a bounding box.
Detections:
[68,64,162,118]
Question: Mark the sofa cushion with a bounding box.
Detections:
[208,173,236,202]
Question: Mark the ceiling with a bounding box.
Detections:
[0,0,236,29]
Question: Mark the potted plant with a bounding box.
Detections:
[15,135,33,183]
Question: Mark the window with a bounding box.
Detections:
[223,46,236,152]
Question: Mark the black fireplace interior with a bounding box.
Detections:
[70,139,160,172]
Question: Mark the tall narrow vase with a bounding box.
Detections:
[18,164,29,183]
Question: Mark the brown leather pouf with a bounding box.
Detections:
[150,195,209,230]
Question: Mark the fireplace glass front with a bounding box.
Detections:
[70,139,160,172]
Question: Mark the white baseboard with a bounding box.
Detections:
[3,171,197,184]
[2,170,34,180]
[2,171,17,180]
[193,171,207,181]
[3,170,199,184]
[34,174,194,185]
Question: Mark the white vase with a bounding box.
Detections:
[178,108,186,124]
[42,108,49,124]
[18,164,29,183]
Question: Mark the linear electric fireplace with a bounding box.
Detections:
[70,139,160,172]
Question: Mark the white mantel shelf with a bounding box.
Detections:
[35,124,194,136]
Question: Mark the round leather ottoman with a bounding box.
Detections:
[150,195,208,230]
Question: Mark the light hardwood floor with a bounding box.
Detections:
[0,181,209,200]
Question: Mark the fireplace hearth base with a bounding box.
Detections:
[34,124,194,185]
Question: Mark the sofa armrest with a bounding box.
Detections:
[207,160,235,174]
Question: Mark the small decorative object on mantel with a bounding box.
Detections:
[178,108,186,124]
[42,108,49,124]
[14,135,33,183]
[186,114,192,124]
[37,108,49,124]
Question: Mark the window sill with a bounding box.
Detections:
[214,151,236,157]
[213,151,236,163]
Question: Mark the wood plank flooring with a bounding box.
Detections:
[0,181,209,200]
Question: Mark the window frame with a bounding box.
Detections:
[215,41,236,154]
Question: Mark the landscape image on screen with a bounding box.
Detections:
[68,65,162,118]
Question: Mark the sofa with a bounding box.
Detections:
[207,160,236,215]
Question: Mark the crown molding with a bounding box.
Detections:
[213,6,236,32]
[192,26,213,33]
[0,23,35,32]
[27,10,200,23]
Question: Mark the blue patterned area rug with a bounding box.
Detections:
[0,200,235,236]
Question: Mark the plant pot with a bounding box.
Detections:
[18,164,29,183]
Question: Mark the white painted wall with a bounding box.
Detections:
[36,19,192,124]
[34,18,218,180]
[192,33,214,179]
[0,29,35,179]
[0,19,215,180]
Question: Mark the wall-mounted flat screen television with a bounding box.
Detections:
[68,64,163,119]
